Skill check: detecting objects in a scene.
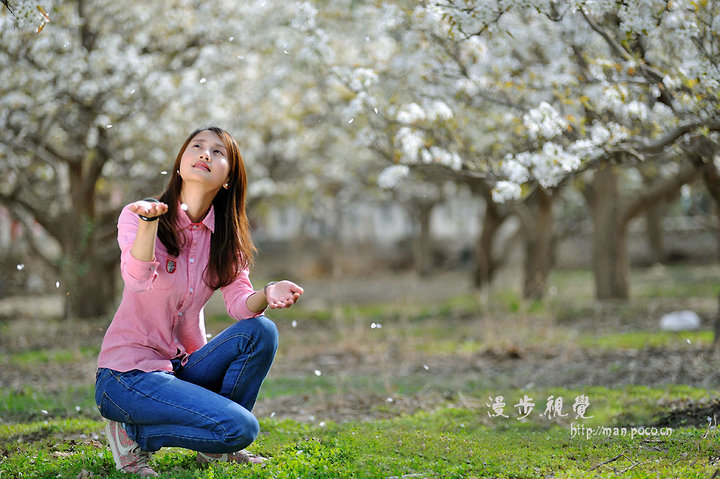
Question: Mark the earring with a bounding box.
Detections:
[176,169,180,174]
[223,183,229,189]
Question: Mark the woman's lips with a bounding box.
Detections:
[193,162,211,172]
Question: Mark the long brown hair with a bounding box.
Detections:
[156,126,256,289]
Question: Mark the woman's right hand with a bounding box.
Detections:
[129,199,168,220]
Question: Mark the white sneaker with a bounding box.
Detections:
[105,421,158,477]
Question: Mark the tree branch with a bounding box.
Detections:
[633,122,720,154]
[578,7,678,109]
[620,163,699,226]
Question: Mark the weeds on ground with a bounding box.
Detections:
[2,385,720,478]
[2,265,720,477]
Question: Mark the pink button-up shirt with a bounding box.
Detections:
[97,203,261,373]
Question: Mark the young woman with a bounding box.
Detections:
[95,127,303,476]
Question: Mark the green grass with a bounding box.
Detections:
[2,390,719,478]
[0,345,100,365]
[577,330,714,350]
[3,265,720,477]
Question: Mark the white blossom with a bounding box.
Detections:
[395,127,425,163]
[397,103,426,124]
[291,2,318,32]
[492,181,522,203]
[426,100,453,121]
[523,102,567,140]
[348,68,378,91]
[378,165,410,189]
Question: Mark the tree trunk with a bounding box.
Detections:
[411,201,434,277]
[693,147,720,262]
[714,289,720,346]
[587,165,630,300]
[473,199,505,289]
[61,152,118,319]
[58,208,115,319]
[644,202,666,265]
[520,188,555,300]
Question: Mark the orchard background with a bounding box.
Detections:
[1,1,720,477]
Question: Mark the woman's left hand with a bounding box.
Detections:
[265,280,304,309]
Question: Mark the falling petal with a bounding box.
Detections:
[319,421,326,427]
[292,320,297,328]
[374,107,379,114]
[55,281,60,288]
[16,264,24,271]
[314,369,321,376]
[206,333,212,339]
[386,397,394,403]
[270,412,276,418]
[200,78,207,84]
[181,203,189,211]
[283,50,289,55]
[237,56,244,60]
[129,89,136,95]
[75,406,81,412]
[160,170,168,175]
[229,36,234,41]
[41,409,48,415]
[348,118,354,124]
[106,124,112,129]
[423,364,429,370]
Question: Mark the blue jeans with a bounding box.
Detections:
[94,316,278,453]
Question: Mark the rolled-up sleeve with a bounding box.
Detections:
[118,205,159,292]
[221,266,263,320]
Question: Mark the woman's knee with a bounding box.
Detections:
[253,315,279,353]
[217,411,259,450]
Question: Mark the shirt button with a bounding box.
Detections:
[178,312,183,316]
[192,225,198,230]
[189,288,194,293]
[189,258,195,264]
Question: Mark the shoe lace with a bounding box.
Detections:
[125,444,153,468]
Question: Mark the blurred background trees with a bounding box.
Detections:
[1,0,718,318]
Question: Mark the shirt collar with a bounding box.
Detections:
[176,201,215,233]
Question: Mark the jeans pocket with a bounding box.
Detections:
[99,392,133,424]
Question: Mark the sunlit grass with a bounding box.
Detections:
[2,385,719,478]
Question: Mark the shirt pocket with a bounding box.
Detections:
[152,249,179,290]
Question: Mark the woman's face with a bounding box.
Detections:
[178,130,231,192]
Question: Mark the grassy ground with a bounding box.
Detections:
[2,265,720,477]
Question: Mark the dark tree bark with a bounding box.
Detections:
[582,158,699,301]
[473,197,510,290]
[410,200,436,277]
[644,202,666,265]
[516,188,556,300]
[587,165,630,299]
